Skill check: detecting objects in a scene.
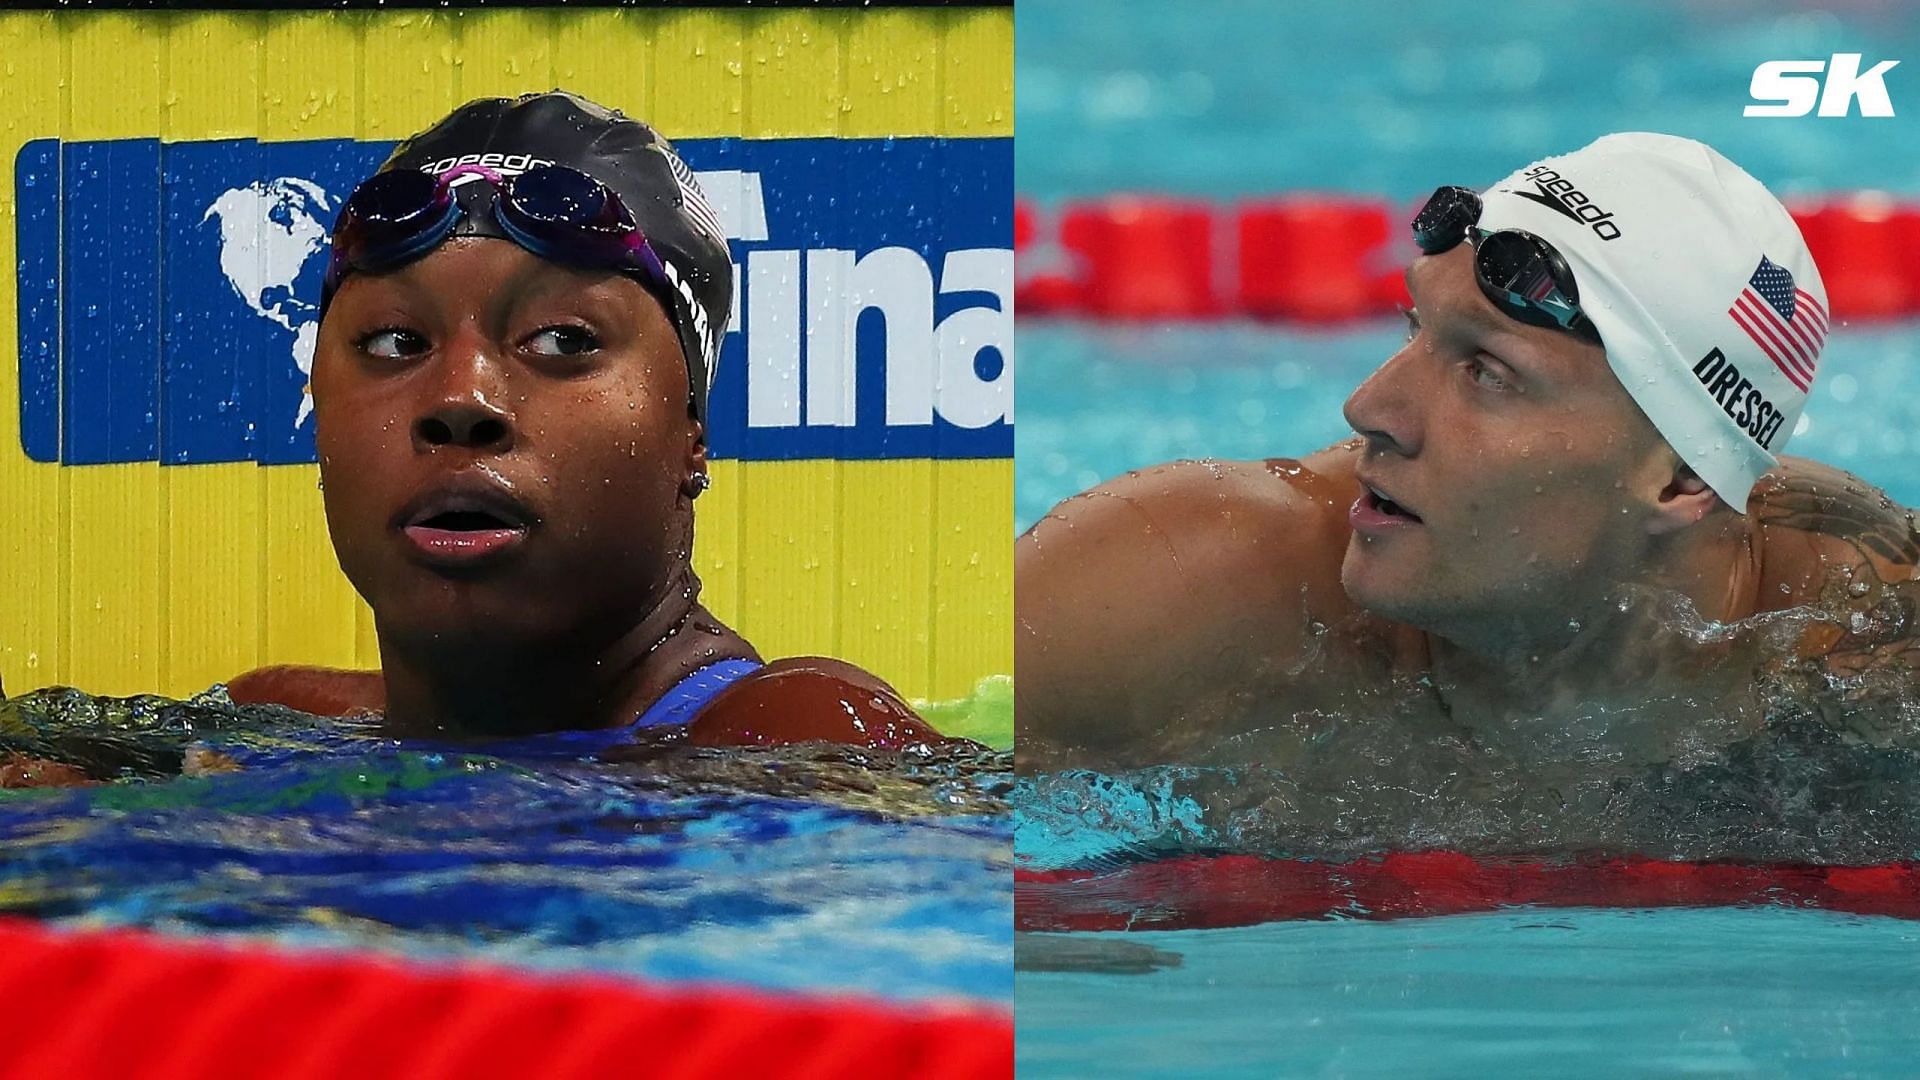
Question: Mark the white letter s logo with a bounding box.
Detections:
[1746,59,1827,117]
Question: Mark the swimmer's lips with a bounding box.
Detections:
[1350,481,1424,533]
[394,485,538,568]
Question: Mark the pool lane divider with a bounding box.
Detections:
[1016,194,1920,324]
[0,917,1012,1079]
[1015,852,1920,932]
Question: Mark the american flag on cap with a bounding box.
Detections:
[1727,256,1826,392]
[660,145,727,246]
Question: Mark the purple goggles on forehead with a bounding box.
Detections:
[319,163,674,317]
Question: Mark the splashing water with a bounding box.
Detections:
[0,686,1014,1003]
[1019,596,1920,871]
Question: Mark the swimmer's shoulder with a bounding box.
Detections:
[683,656,964,750]
[1746,458,1920,674]
[227,655,960,750]
[225,664,385,717]
[1021,443,1362,603]
[1015,446,1367,767]
[1749,457,1918,606]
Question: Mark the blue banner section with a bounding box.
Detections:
[15,136,1012,465]
[16,139,59,464]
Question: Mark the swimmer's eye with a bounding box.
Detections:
[1464,356,1512,392]
[357,327,429,359]
[524,325,601,358]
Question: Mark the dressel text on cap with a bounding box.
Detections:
[1693,347,1787,450]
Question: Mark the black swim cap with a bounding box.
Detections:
[358,90,732,424]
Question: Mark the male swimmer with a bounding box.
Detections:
[1019,133,1920,771]
[227,92,946,750]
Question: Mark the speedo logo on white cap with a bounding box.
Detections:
[1477,132,1828,513]
[1507,164,1622,241]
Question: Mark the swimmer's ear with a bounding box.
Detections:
[680,420,710,500]
[1647,464,1720,535]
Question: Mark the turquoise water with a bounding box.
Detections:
[1019,1,1920,201]
[1017,321,1920,531]
[1018,908,1920,1078]
[0,687,1012,1004]
[1017,0,1920,1073]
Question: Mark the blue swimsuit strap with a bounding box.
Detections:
[428,658,765,759]
[629,657,765,730]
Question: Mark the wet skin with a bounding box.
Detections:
[1017,246,1920,771]
[228,238,955,751]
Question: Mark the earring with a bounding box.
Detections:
[689,473,712,498]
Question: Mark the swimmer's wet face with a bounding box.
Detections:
[1339,245,1705,643]
[312,236,703,654]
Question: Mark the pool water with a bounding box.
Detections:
[1016,0,1920,1071]
[1018,1,1920,201]
[1017,908,1920,1078]
[1017,321,1920,533]
[0,685,1012,1004]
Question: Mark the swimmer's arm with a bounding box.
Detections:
[683,657,966,750]
[1016,460,1342,770]
[1817,574,1920,679]
[1791,567,1920,747]
[1751,465,1920,741]
[225,665,386,718]
[0,752,103,789]
[1752,465,1920,676]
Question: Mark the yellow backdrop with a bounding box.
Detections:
[0,8,1012,708]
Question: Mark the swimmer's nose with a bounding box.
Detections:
[414,343,515,453]
[416,398,513,452]
[1343,345,1423,456]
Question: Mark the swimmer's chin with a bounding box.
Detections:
[374,611,564,660]
[1338,541,1437,626]
[368,579,577,650]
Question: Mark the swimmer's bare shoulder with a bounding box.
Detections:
[229,658,964,749]
[226,665,385,717]
[683,657,965,750]
[1749,457,1920,675]
[1016,443,1371,768]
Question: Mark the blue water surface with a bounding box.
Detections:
[0,688,1012,1005]
[1018,908,1920,1079]
[1019,0,1920,201]
[1017,321,1920,531]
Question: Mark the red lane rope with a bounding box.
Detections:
[1015,853,1920,933]
[1016,194,1920,324]
[0,918,1011,1080]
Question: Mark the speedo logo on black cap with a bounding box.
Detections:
[660,257,712,363]
[1507,165,1622,241]
[419,152,556,179]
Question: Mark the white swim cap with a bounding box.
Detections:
[1477,133,1828,512]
